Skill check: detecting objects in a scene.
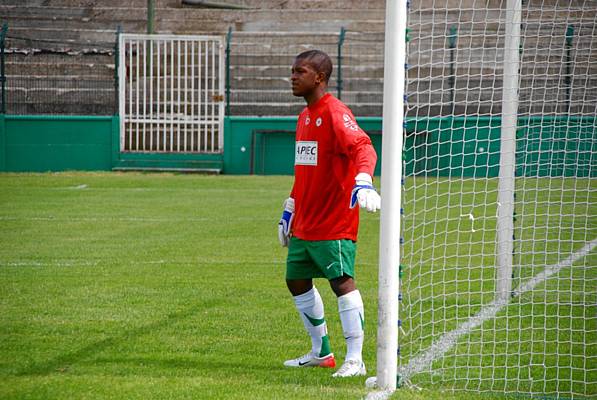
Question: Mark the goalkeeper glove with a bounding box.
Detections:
[278,197,295,247]
[350,173,381,212]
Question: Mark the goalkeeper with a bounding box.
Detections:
[278,49,380,378]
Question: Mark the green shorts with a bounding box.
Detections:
[286,237,357,281]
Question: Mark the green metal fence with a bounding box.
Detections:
[1,23,117,116]
[0,23,7,114]
[225,28,348,117]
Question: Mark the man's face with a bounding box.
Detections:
[291,58,323,97]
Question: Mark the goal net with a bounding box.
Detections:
[397,0,596,397]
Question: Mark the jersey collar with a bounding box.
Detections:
[307,92,332,112]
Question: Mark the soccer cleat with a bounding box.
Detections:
[332,359,366,378]
[284,352,336,368]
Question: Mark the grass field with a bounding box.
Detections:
[0,172,594,400]
[400,177,597,398]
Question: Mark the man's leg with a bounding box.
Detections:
[286,278,313,296]
[330,276,366,377]
[284,279,335,368]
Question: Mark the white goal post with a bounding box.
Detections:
[372,0,596,398]
[375,0,407,393]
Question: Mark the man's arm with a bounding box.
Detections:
[331,108,380,212]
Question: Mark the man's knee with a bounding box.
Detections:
[286,279,313,296]
[329,275,356,297]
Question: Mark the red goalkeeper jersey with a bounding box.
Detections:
[290,93,377,241]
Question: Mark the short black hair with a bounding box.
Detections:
[295,49,333,83]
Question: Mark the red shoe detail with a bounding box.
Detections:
[319,355,336,368]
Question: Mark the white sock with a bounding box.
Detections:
[292,287,331,357]
[338,289,364,362]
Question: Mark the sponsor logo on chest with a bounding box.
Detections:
[295,141,318,166]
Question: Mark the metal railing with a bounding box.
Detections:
[2,24,117,116]
[0,23,7,114]
[224,28,351,116]
[0,20,590,118]
[118,33,225,153]
[223,27,388,117]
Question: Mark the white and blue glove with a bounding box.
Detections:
[278,197,295,247]
[350,173,381,213]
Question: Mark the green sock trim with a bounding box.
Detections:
[359,312,365,330]
[304,313,326,327]
[319,335,331,357]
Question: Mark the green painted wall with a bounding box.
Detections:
[223,116,295,175]
[0,115,223,173]
[405,116,502,178]
[113,152,224,172]
[223,116,383,175]
[516,116,595,178]
[0,114,593,177]
[224,116,503,177]
[224,115,595,177]
[0,115,116,172]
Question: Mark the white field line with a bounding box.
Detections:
[47,187,289,193]
[0,215,272,223]
[2,260,101,267]
[366,238,597,400]
[0,259,284,268]
[398,237,597,380]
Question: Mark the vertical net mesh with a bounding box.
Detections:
[399,0,596,397]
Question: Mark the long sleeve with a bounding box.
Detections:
[330,107,377,177]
